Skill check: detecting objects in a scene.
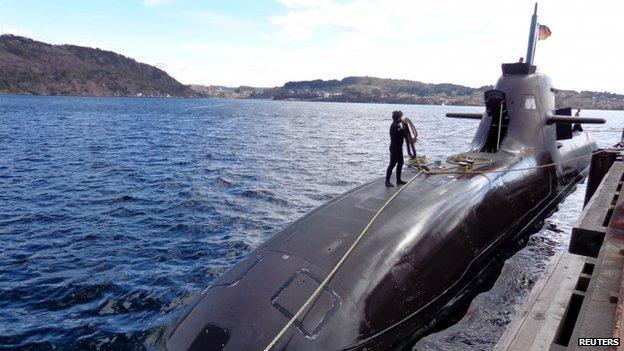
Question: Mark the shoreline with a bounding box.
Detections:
[4,93,624,111]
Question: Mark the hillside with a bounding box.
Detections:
[2,34,622,108]
[0,35,195,97]
[193,76,624,110]
[262,77,490,105]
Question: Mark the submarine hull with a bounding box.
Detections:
[162,133,596,351]
[163,64,603,350]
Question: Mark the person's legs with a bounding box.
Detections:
[386,159,397,186]
[396,158,405,184]
[386,150,399,187]
[394,148,406,185]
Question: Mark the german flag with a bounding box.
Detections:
[538,24,551,41]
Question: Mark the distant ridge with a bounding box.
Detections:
[2,34,622,109]
[192,77,624,110]
[0,35,195,97]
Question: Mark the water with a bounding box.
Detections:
[0,95,621,350]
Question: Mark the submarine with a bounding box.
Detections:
[161,4,606,351]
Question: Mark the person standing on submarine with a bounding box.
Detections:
[573,108,584,132]
[386,110,407,187]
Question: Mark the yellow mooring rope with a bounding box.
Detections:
[262,170,423,351]
[416,148,623,175]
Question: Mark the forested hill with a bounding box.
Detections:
[264,76,492,106]
[2,34,622,109]
[193,76,624,110]
[0,35,196,97]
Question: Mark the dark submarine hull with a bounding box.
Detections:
[162,70,598,350]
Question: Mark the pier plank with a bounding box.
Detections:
[494,252,586,351]
[569,162,624,350]
[570,162,624,257]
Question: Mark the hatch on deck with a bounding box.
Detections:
[480,90,510,153]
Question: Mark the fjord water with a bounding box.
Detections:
[0,95,621,350]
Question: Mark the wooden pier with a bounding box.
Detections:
[496,144,624,350]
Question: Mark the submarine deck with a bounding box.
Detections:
[494,145,624,351]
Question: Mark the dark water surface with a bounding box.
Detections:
[0,95,622,350]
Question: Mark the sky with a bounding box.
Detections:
[1,0,623,93]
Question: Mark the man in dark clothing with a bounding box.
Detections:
[573,108,583,132]
[386,110,407,187]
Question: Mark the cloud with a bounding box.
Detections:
[170,35,498,88]
[93,0,624,94]
[181,10,247,31]
[143,0,172,7]
[268,0,499,42]
[253,0,624,93]
[276,0,334,8]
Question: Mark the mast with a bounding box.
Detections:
[525,3,538,65]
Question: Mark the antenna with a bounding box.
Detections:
[525,3,538,65]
